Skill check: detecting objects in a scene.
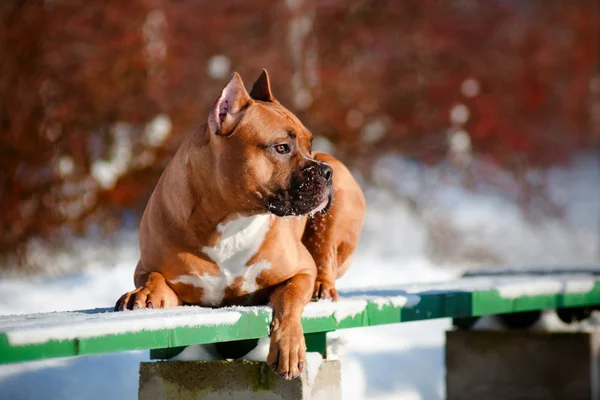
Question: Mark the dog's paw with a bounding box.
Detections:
[114,285,179,311]
[312,279,339,301]
[267,317,306,380]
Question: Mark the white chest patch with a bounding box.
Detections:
[172,214,273,306]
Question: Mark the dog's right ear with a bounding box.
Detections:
[250,69,276,102]
[209,72,252,136]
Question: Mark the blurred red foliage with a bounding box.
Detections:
[1,0,598,265]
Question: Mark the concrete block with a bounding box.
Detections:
[446,329,600,400]
[139,360,341,400]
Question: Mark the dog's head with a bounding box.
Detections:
[205,70,333,217]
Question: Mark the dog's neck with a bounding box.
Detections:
[161,126,261,245]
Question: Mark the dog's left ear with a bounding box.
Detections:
[209,72,252,136]
[250,69,276,102]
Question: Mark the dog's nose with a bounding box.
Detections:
[318,163,333,183]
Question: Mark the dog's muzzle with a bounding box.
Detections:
[266,162,334,217]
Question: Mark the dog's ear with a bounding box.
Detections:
[209,72,252,136]
[250,69,275,102]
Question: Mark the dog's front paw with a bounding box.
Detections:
[114,281,180,311]
[267,317,306,380]
[312,279,339,301]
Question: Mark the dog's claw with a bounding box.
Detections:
[312,280,339,301]
[114,294,127,311]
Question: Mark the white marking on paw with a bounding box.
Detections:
[172,214,272,306]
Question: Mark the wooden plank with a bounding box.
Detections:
[1,274,599,365]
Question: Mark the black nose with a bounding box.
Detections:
[318,163,333,183]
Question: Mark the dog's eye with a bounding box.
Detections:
[274,144,290,154]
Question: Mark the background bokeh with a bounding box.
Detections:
[1,2,600,400]
[2,0,599,273]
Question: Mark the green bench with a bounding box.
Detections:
[2,270,599,365]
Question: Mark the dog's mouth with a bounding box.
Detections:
[312,190,333,215]
[265,162,334,217]
[266,185,332,217]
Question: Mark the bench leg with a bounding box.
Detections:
[304,332,327,357]
[138,359,341,400]
[446,329,600,400]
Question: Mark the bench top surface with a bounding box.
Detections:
[2,271,600,365]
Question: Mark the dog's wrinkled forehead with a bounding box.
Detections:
[242,101,313,149]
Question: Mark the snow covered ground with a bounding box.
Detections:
[0,153,598,400]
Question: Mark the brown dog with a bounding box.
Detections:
[115,70,365,379]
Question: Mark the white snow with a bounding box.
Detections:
[473,309,600,333]
[240,337,271,362]
[3,307,243,346]
[326,335,348,359]
[564,280,596,294]
[496,277,596,299]
[366,153,600,268]
[305,352,324,386]
[170,344,220,362]
[496,281,563,298]
[390,295,421,308]
[303,298,368,323]
[358,293,421,310]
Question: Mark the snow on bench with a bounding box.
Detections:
[1,272,600,365]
